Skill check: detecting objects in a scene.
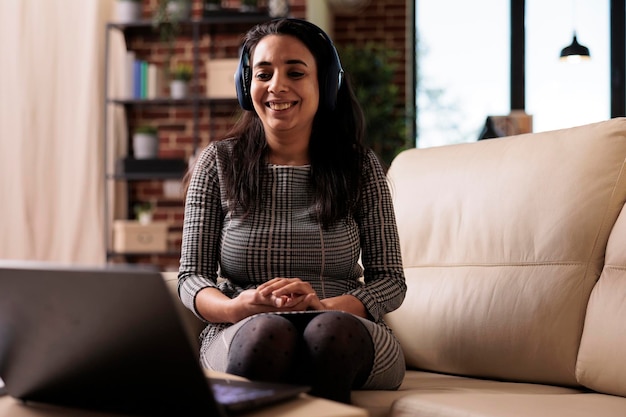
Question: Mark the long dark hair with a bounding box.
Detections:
[193,19,367,227]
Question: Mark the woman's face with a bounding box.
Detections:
[250,34,319,141]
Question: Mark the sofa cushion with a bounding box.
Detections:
[351,370,583,417]
[577,202,626,397]
[389,391,626,417]
[385,118,626,386]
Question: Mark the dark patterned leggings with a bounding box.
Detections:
[225,311,374,404]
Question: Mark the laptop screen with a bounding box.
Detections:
[0,262,224,416]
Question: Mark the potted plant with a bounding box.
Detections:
[152,0,191,76]
[132,125,159,159]
[338,42,407,168]
[170,63,193,98]
[240,0,258,13]
[268,0,289,18]
[115,0,142,23]
[134,201,155,225]
[165,0,191,21]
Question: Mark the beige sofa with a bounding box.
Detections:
[168,118,626,417]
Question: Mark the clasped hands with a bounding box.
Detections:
[227,278,367,322]
[254,277,324,311]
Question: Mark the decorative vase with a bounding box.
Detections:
[269,0,289,17]
[115,0,141,23]
[133,133,159,159]
[137,211,153,225]
[170,80,189,99]
[166,0,191,20]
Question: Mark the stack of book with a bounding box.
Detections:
[121,51,164,99]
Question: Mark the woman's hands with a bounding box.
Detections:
[257,278,325,310]
[227,281,322,323]
[196,278,368,324]
[258,278,368,319]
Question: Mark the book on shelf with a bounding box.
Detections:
[121,50,135,99]
[140,60,148,98]
[122,51,164,100]
[147,63,163,99]
[133,60,142,98]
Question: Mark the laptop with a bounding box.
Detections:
[0,261,310,416]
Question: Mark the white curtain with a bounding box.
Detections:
[0,0,117,265]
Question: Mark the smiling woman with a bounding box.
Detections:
[177,18,407,405]
[248,34,320,164]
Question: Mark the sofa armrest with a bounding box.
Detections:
[162,272,205,351]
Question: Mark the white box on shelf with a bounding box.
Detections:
[206,59,239,99]
[113,220,169,253]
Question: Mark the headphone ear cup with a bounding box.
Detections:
[235,50,253,111]
[325,44,343,111]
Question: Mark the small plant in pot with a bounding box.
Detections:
[240,0,258,13]
[134,201,156,225]
[170,63,193,99]
[161,0,191,21]
[132,125,159,159]
[152,0,191,75]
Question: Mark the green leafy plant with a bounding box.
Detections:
[240,0,258,11]
[133,201,156,224]
[338,43,408,168]
[171,63,193,81]
[134,201,154,216]
[152,0,191,78]
[134,125,158,135]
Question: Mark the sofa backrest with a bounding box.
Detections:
[385,118,626,387]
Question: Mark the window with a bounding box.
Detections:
[416,0,611,147]
[526,0,609,132]
[416,0,510,148]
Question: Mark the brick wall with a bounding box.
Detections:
[117,0,408,270]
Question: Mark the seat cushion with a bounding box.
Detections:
[389,391,626,417]
[351,370,583,417]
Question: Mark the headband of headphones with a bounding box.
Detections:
[235,18,344,112]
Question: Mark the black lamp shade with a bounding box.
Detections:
[560,34,591,60]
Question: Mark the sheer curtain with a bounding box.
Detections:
[0,0,116,265]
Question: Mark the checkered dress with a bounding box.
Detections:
[178,139,407,388]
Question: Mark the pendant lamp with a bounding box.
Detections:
[560,32,591,62]
[560,0,590,62]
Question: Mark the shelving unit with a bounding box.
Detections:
[103,11,269,269]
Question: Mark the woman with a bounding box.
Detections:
[178,18,406,404]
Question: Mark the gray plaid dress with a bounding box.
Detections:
[178,139,407,389]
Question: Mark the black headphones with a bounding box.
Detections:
[235,18,344,112]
